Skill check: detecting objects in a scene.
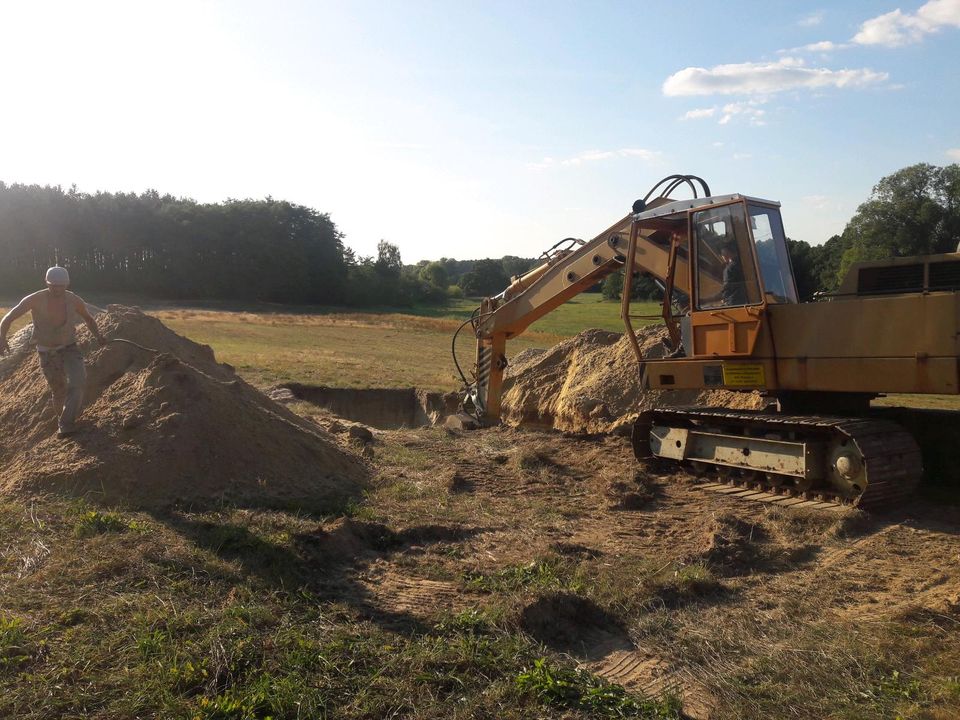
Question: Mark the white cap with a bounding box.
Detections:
[45,266,70,286]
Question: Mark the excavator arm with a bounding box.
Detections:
[458,175,712,423]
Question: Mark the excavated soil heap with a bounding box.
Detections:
[500,325,765,435]
[0,306,366,511]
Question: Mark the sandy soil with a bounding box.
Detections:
[0,306,366,510]
[500,325,764,434]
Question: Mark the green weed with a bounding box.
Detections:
[464,557,582,593]
[74,510,146,537]
[0,616,30,669]
[136,629,169,658]
[168,657,210,693]
[516,657,680,718]
[865,669,923,704]
[434,607,497,635]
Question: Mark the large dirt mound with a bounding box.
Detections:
[0,306,366,511]
[500,325,764,434]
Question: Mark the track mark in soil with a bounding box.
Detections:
[585,635,715,720]
[362,567,466,618]
[519,593,715,718]
[809,522,960,618]
[591,645,663,688]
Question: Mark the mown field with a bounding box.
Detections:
[1,295,657,390]
[150,296,659,390]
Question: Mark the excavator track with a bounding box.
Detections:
[633,407,923,511]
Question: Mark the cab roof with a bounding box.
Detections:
[633,193,781,222]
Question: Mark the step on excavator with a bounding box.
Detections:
[453,174,960,510]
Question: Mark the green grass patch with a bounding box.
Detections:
[526,296,661,336]
[0,616,30,670]
[434,607,501,636]
[516,657,680,718]
[464,557,583,594]
[74,509,148,537]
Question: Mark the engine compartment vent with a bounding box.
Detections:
[857,264,924,295]
[929,260,960,290]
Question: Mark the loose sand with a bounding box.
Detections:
[0,306,366,511]
[500,324,765,434]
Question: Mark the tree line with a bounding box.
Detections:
[0,182,542,306]
[0,185,351,304]
[1,163,956,307]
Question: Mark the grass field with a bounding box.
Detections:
[3,427,958,719]
[140,296,658,391]
[1,295,656,391]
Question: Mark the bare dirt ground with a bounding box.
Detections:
[358,424,960,719]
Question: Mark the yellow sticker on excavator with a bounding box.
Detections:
[722,363,765,387]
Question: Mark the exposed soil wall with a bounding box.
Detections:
[500,325,764,435]
[0,306,366,511]
[282,385,459,429]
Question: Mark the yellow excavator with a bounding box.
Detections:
[453,174,960,509]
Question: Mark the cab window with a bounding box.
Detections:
[749,204,798,303]
[693,204,761,309]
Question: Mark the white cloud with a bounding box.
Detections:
[663,57,887,97]
[529,148,661,170]
[798,10,825,27]
[853,0,960,47]
[732,153,752,161]
[719,100,767,126]
[947,148,960,161]
[801,40,850,52]
[681,107,716,120]
[777,40,852,54]
[781,1,960,56]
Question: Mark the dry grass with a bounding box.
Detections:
[2,496,662,719]
[3,415,959,719]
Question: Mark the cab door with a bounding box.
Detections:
[688,202,765,357]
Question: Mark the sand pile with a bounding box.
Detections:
[0,306,366,511]
[500,325,764,434]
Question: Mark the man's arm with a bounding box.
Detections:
[74,297,106,347]
[0,297,34,355]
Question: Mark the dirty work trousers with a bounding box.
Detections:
[38,345,86,433]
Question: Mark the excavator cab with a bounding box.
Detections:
[625,196,797,360]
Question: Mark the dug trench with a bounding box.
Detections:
[278,383,461,430]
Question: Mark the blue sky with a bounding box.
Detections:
[1,1,957,261]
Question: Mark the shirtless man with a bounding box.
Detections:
[0,267,106,436]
